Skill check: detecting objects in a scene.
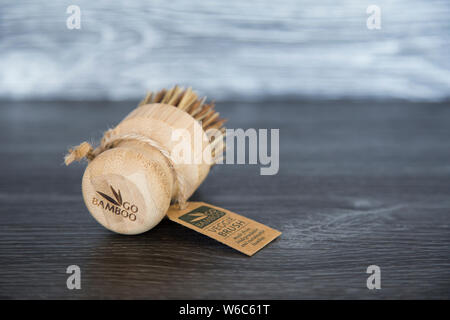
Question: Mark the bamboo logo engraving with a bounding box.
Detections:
[92,186,138,221]
[179,206,225,229]
[97,186,123,207]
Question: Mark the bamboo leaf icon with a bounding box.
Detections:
[97,191,120,206]
[190,213,207,222]
[110,186,123,206]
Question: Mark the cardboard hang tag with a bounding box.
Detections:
[167,202,281,256]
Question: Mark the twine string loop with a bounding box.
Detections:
[64,130,189,209]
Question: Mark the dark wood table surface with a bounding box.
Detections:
[0,100,449,299]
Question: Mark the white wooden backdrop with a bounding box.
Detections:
[0,0,449,101]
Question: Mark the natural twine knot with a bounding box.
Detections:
[64,129,116,165]
[64,141,95,165]
[64,129,189,209]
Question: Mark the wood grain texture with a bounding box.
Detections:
[1,1,449,101]
[0,100,449,299]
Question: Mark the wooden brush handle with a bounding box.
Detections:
[66,86,227,235]
[77,103,213,235]
[82,140,175,235]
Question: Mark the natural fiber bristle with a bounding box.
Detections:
[139,86,227,163]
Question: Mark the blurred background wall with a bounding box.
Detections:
[0,0,449,101]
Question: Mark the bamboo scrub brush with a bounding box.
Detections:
[65,86,226,235]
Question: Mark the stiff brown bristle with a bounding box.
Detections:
[139,86,227,163]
